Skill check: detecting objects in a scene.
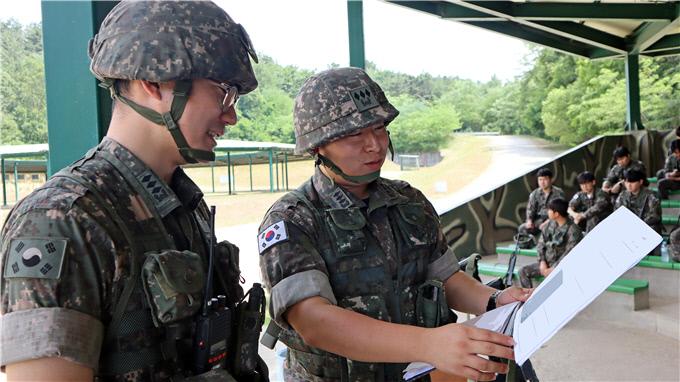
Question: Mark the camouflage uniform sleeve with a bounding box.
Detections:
[569,193,582,211]
[643,194,662,227]
[526,190,538,221]
[258,204,335,329]
[605,166,619,186]
[0,203,110,369]
[536,229,547,263]
[413,189,459,282]
[665,155,674,174]
[553,225,582,267]
[583,192,610,220]
[554,187,565,199]
[614,193,624,210]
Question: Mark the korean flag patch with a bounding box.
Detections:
[258,221,288,254]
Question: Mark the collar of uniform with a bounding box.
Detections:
[170,168,204,211]
[98,137,182,218]
[312,167,409,213]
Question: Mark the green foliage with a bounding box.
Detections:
[1,19,47,145]
[389,95,461,153]
[1,20,678,150]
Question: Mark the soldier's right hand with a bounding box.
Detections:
[424,323,514,381]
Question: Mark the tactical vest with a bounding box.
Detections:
[53,147,238,381]
[278,181,436,382]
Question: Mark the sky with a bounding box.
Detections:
[1,0,535,82]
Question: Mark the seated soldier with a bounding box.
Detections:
[518,167,565,236]
[568,171,612,233]
[657,139,680,199]
[670,227,680,263]
[520,198,583,288]
[602,146,647,199]
[615,169,663,235]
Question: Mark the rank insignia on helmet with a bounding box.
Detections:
[4,238,68,279]
[258,221,288,254]
[350,85,379,112]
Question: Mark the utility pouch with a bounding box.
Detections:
[141,250,205,326]
[416,279,457,328]
[325,208,367,256]
[215,240,244,306]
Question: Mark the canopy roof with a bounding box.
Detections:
[388,0,680,59]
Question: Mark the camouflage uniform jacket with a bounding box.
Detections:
[536,220,583,267]
[526,186,565,223]
[662,154,680,175]
[258,167,459,382]
[615,188,662,233]
[0,137,236,381]
[569,189,612,232]
[604,160,647,186]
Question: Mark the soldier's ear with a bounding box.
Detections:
[139,80,163,101]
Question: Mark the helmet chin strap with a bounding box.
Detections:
[100,79,215,163]
[315,153,381,184]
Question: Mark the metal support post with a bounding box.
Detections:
[347,0,366,69]
[268,149,274,193]
[227,152,232,195]
[249,154,253,192]
[625,54,643,130]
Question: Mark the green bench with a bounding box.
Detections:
[476,262,650,310]
[650,188,680,196]
[496,246,680,270]
[661,199,680,208]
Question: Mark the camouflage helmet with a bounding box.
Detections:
[88,0,258,94]
[294,67,399,155]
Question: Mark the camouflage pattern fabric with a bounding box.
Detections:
[657,154,680,199]
[669,227,680,262]
[88,0,258,93]
[0,137,237,381]
[258,167,458,381]
[525,186,565,223]
[293,67,399,154]
[520,220,582,288]
[518,186,565,235]
[614,188,662,233]
[604,160,647,187]
[569,189,612,232]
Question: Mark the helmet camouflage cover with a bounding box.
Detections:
[294,67,399,155]
[88,0,258,94]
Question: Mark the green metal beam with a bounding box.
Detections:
[453,1,626,55]
[347,0,365,69]
[643,33,680,53]
[628,4,680,53]
[644,47,680,58]
[464,21,593,58]
[624,54,643,131]
[468,1,678,21]
[42,1,117,175]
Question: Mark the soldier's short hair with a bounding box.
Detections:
[670,139,680,153]
[577,171,595,184]
[623,168,645,182]
[536,167,553,178]
[613,146,631,159]
[548,198,568,217]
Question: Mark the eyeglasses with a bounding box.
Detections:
[211,81,239,112]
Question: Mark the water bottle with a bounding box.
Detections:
[660,242,670,263]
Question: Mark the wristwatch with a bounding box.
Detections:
[486,290,503,312]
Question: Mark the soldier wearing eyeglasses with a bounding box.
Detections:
[0,1,266,381]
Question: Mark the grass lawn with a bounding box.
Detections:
[0,135,491,228]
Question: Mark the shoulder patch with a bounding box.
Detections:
[258,221,288,255]
[4,238,68,279]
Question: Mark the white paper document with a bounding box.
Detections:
[513,206,661,365]
[403,207,661,380]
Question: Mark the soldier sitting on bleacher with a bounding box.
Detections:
[670,227,680,263]
[615,169,663,235]
[518,167,565,236]
[656,139,680,200]
[519,198,583,288]
[602,146,647,200]
[568,171,612,233]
